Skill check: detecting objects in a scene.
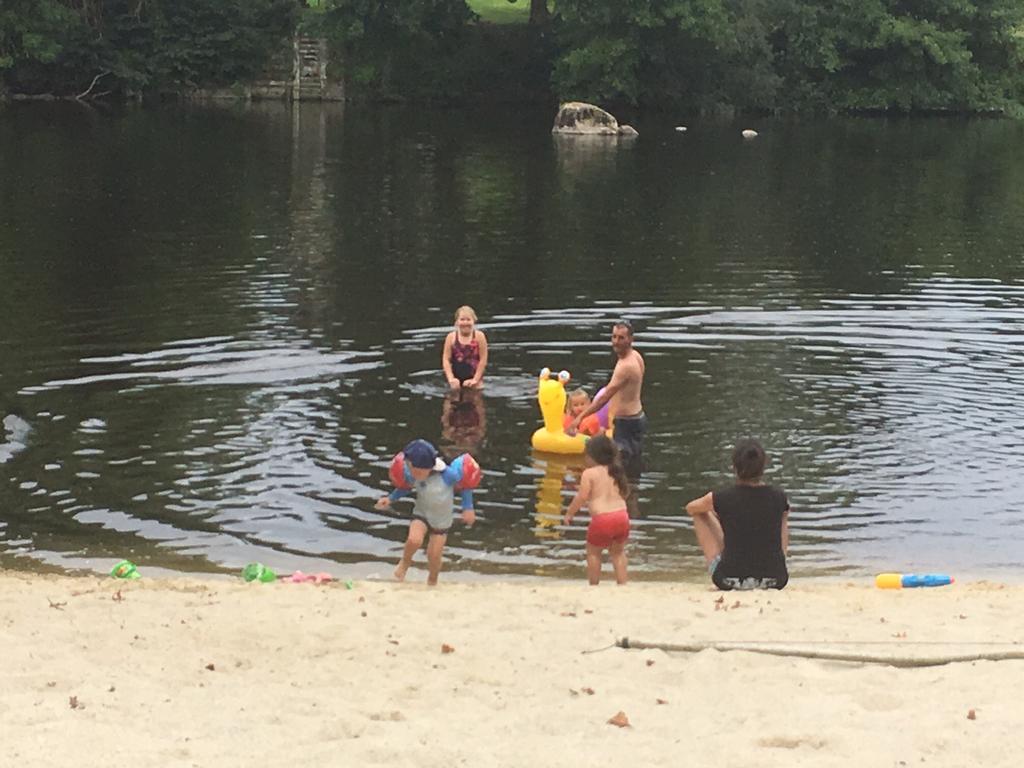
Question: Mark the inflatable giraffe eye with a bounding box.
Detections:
[539,367,551,380]
[558,370,571,384]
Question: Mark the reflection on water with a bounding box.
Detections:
[1,103,1024,579]
[552,132,636,187]
[531,453,580,541]
[441,390,487,456]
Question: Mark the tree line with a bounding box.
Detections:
[0,0,297,98]
[3,0,1023,114]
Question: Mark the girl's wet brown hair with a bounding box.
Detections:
[585,434,630,499]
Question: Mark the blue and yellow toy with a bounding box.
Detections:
[531,368,588,454]
[876,573,954,589]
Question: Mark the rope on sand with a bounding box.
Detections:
[616,637,1024,668]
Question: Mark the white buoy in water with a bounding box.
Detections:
[675,126,687,132]
[741,129,758,139]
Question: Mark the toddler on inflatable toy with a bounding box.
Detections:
[563,387,609,437]
[532,368,589,454]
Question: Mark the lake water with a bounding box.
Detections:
[2,102,1023,581]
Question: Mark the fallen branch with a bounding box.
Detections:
[616,637,1024,668]
[76,71,110,101]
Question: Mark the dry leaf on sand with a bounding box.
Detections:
[607,711,630,728]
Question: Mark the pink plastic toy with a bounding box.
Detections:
[287,571,333,585]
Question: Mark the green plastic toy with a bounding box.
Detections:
[110,560,140,579]
[241,562,277,583]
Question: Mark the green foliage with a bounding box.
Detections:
[0,1,72,71]
[2,0,1023,112]
[1,0,296,96]
[319,0,475,99]
[146,0,297,88]
[550,0,780,109]
[0,0,91,80]
[763,0,1024,112]
[551,0,1024,112]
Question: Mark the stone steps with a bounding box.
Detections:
[249,35,342,101]
[293,36,327,101]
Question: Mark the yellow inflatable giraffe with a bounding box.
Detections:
[531,368,588,454]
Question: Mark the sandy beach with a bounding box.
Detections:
[3,572,1022,767]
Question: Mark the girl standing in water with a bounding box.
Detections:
[442,305,488,390]
[564,435,631,585]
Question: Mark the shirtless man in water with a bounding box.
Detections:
[567,320,647,477]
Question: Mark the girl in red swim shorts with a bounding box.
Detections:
[563,435,631,585]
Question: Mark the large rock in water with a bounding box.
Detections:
[552,102,638,138]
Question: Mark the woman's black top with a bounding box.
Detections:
[712,484,789,590]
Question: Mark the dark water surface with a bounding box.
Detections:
[2,103,1024,581]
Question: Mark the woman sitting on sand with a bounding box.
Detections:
[685,438,789,590]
